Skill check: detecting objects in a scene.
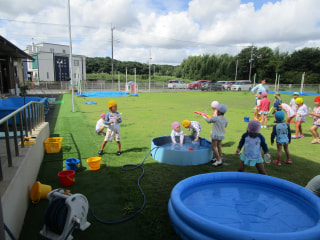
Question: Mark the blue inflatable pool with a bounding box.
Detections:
[150,136,213,166]
[168,172,320,240]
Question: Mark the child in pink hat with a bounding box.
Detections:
[95,113,107,135]
[236,120,269,174]
[171,122,184,145]
[259,91,270,128]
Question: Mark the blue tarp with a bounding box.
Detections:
[76,91,137,97]
[0,97,48,124]
[269,91,319,96]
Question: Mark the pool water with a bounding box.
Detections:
[161,142,210,151]
[183,182,318,233]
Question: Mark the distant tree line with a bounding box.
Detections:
[86,47,320,84]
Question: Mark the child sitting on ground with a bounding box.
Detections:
[98,100,122,156]
[259,91,270,128]
[278,103,296,124]
[182,120,202,142]
[171,122,184,145]
[309,96,320,144]
[271,111,291,165]
[236,120,269,175]
[203,104,228,167]
[95,113,107,135]
[292,97,308,139]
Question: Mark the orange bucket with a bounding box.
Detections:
[57,170,75,187]
[87,157,102,170]
[30,181,52,203]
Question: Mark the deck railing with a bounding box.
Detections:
[0,101,45,181]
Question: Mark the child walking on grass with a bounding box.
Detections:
[292,97,308,139]
[259,91,270,128]
[203,104,228,167]
[236,120,269,175]
[271,111,291,166]
[171,122,184,145]
[182,120,202,142]
[309,96,320,144]
[98,100,122,156]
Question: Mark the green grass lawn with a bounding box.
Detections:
[20,91,320,240]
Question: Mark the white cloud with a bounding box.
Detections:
[0,0,319,65]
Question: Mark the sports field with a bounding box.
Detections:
[20,91,319,240]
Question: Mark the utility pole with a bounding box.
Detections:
[68,0,75,112]
[248,43,253,82]
[111,26,115,89]
[149,49,152,92]
[235,59,238,81]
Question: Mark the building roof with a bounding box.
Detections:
[0,35,34,60]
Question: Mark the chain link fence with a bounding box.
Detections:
[25,81,320,94]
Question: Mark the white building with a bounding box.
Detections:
[25,42,86,83]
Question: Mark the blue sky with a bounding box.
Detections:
[0,0,319,65]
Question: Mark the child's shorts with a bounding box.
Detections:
[104,128,120,142]
[286,109,296,118]
[259,111,269,115]
[240,153,264,166]
[296,116,305,122]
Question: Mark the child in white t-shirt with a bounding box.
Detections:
[95,113,107,135]
[171,122,184,145]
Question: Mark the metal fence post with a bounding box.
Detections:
[4,121,12,167]
[24,108,28,137]
[19,112,24,148]
[12,115,19,157]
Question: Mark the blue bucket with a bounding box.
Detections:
[65,158,80,171]
[244,117,250,122]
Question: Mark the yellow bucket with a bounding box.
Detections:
[30,181,52,203]
[87,157,102,170]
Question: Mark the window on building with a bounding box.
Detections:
[47,72,49,79]
[74,60,79,66]
[74,73,77,78]
[62,49,66,54]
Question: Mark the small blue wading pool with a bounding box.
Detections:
[168,172,320,240]
[150,135,213,166]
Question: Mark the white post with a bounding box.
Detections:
[253,73,256,86]
[300,72,305,94]
[277,74,280,91]
[125,67,127,86]
[67,0,75,112]
[149,49,152,93]
[118,72,120,91]
[274,73,278,91]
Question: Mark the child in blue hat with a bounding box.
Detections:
[271,111,291,165]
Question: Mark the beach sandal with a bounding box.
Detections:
[272,160,281,166]
[311,139,319,144]
[299,135,304,138]
[292,135,299,139]
[284,159,292,164]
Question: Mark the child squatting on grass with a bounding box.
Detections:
[98,100,122,156]
[236,120,269,175]
[171,122,184,145]
[271,111,292,166]
[182,120,202,142]
[292,97,309,139]
[203,104,228,167]
[95,113,107,136]
[309,96,320,144]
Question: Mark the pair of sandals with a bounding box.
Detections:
[311,138,320,144]
[272,159,292,166]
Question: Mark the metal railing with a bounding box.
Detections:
[0,101,45,181]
